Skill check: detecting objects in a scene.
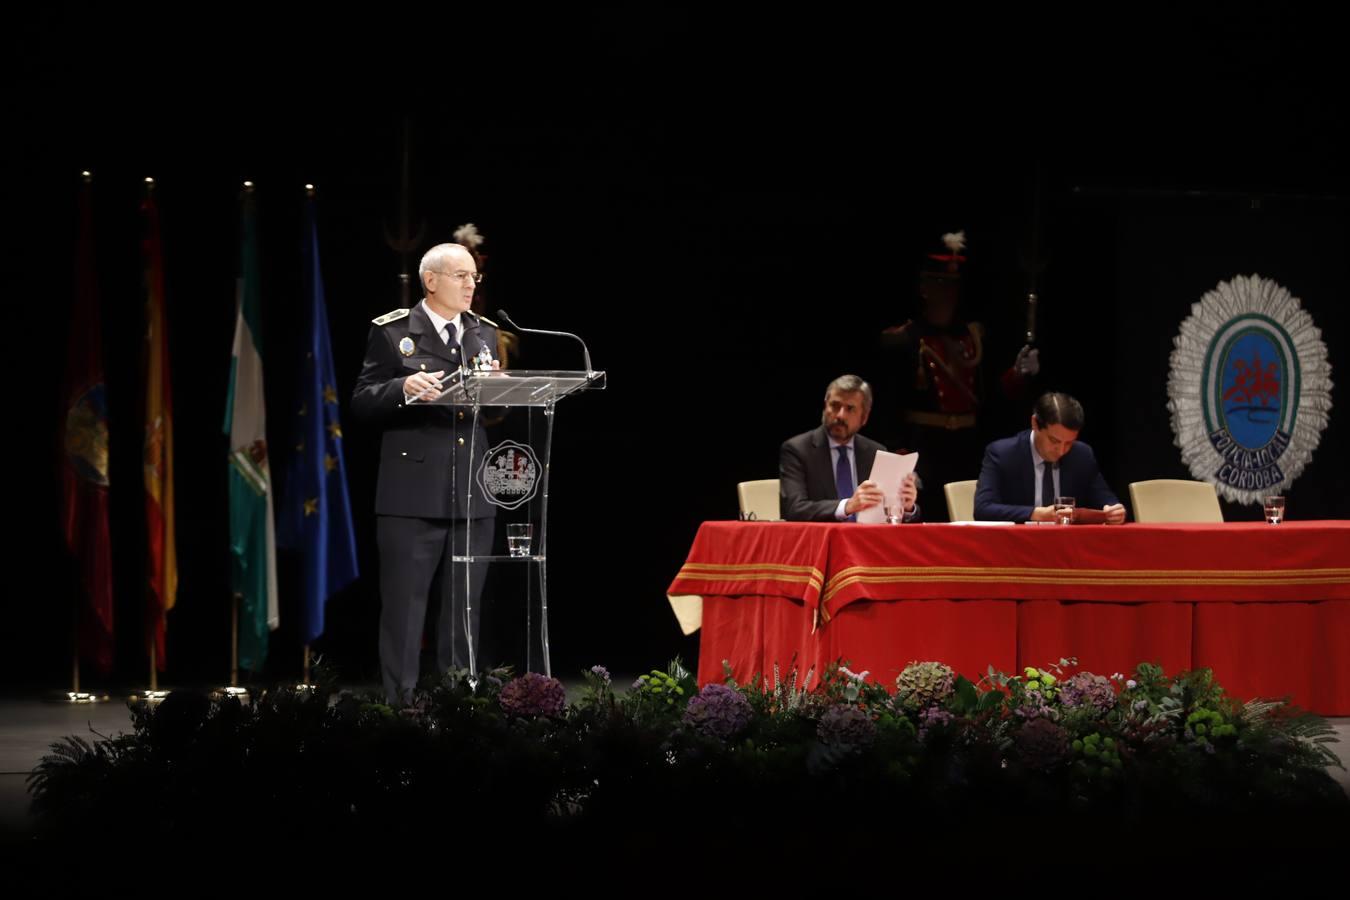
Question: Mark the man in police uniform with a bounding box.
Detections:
[352,242,502,703]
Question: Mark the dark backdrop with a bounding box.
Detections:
[6,7,1345,691]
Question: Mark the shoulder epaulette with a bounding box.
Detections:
[372,308,410,326]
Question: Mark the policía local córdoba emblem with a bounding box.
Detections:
[1167,274,1333,505]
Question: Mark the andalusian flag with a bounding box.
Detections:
[278,194,359,645]
[141,185,177,670]
[62,173,114,674]
[224,188,278,672]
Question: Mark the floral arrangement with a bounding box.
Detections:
[26,656,1346,844]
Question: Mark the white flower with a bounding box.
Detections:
[942,230,966,254]
[1126,680,1138,690]
[453,222,485,247]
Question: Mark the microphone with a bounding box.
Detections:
[495,309,594,374]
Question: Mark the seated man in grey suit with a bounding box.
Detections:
[780,374,919,522]
[974,391,1127,523]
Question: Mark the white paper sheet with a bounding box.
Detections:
[856,451,919,524]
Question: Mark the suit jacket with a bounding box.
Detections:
[974,429,1119,522]
[779,425,888,522]
[351,304,500,520]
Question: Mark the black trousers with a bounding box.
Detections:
[376,515,494,704]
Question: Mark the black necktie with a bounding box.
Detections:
[443,323,461,363]
[1041,461,1056,507]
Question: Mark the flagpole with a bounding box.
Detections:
[133,637,165,705]
[62,617,107,704]
[213,592,248,703]
[147,175,155,699]
[71,168,83,701]
[231,179,252,692]
[147,174,157,696]
[231,593,240,687]
[71,620,80,695]
[65,597,109,704]
[145,176,163,703]
[301,181,317,691]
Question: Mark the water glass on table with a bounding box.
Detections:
[1053,496,1076,526]
[885,498,903,525]
[1263,495,1285,525]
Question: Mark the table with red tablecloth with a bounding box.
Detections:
[665,521,1350,715]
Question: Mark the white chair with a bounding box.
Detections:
[1128,479,1223,523]
[737,479,781,521]
[944,480,978,522]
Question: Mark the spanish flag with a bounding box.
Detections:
[142,184,177,670]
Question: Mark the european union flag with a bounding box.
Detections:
[278,195,359,644]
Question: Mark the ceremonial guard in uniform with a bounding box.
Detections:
[878,231,1039,519]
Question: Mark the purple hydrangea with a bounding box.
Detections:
[1015,717,1071,771]
[1060,673,1117,715]
[589,665,611,684]
[499,672,567,718]
[1014,687,1057,721]
[817,705,877,752]
[682,683,753,740]
[917,706,956,741]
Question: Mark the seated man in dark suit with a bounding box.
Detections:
[780,374,919,522]
[974,391,1126,523]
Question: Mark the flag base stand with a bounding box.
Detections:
[129,690,170,706]
[45,691,112,705]
[295,645,316,694]
[211,686,251,703]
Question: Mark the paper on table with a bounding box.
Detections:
[856,450,919,524]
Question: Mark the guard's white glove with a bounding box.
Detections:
[1014,345,1040,376]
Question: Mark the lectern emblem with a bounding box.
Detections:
[476,440,541,509]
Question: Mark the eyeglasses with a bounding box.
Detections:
[432,270,484,284]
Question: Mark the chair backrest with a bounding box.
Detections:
[1128,479,1223,523]
[944,480,978,522]
[737,479,781,521]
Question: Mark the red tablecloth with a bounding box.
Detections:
[668,521,1350,715]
